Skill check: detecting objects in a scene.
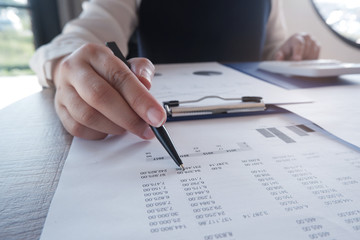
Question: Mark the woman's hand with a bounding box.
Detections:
[273,33,321,61]
[53,43,166,140]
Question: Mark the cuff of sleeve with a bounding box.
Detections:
[29,38,88,87]
[43,60,57,88]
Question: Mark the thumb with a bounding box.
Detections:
[273,50,285,61]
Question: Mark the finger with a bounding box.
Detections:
[55,103,108,140]
[310,41,321,59]
[302,34,313,60]
[66,44,164,139]
[313,43,321,59]
[275,38,292,61]
[291,36,305,61]
[71,64,154,138]
[274,51,285,61]
[305,41,317,60]
[128,58,155,90]
[59,85,127,135]
[89,45,166,127]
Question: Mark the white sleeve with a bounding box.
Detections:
[262,0,288,60]
[29,0,138,87]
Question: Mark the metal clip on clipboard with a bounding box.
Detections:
[163,96,266,118]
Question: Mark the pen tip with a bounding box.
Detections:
[180,164,185,171]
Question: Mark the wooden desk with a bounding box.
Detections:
[0,88,72,240]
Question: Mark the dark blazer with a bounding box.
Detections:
[137,0,271,63]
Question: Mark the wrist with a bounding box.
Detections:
[52,56,67,88]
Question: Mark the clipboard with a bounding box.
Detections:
[163,95,271,122]
[163,96,360,152]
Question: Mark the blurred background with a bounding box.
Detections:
[313,0,360,46]
[0,0,359,109]
[283,0,360,62]
[0,0,33,76]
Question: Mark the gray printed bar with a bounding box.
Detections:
[256,128,275,138]
[297,124,315,133]
[287,126,308,136]
[267,128,296,143]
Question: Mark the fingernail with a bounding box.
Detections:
[147,107,165,127]
[140,68,152,83]
[294,55,301,61]
[142,127,154,139]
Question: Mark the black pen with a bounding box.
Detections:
[106,41,185,170]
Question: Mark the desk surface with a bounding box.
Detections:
[1,72,359,239]
[0,88,72,240]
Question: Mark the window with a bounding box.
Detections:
[312,0,360,49]
[0,0,34,76]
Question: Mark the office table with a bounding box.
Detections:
[0,88,72,240]
[0,72,359,240]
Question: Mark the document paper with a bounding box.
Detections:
[41,110,360,239]
[284,84,360,148]
[150,62,311,104]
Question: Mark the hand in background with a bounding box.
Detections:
[53,43,166,140]
[273,33,321,61]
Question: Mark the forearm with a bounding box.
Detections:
[262,0,287,60]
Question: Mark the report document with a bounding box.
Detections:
[40,109,360,240]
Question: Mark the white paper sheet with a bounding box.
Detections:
[41,110,360,240]
[150,62,311,104]
[284,83,360,147]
